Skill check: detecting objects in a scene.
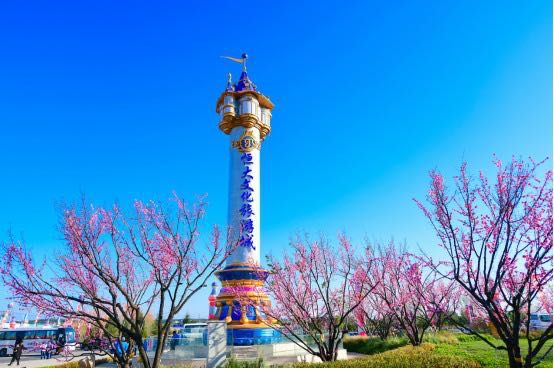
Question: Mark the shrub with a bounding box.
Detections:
[454,333,497,343]
[226,357,265,368]
[424,331,459,345]
[294,343,481,368]
[469,318,492,334]
[519,329,554,340]
[343,336,407,355]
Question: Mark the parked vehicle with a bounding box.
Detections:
[0,327,76,356]
[180,323,207,344]
[529,313,552,331]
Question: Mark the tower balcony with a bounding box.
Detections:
[216,91,273,140]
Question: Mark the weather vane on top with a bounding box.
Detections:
[221,53,249,72]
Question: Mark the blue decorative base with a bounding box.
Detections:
[227,327,281,346]
[213,264,279,346]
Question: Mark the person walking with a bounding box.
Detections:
[120,337,129,356]
[40,341,47,359]
[114,338,122,358]
[8,339,24,366]
[46,339,56,359]
[170,331,179,350]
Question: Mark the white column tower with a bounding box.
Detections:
[213,54,277,345]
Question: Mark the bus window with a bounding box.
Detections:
[540,315,552,322]
[35,330,48,339]
[4,332,16,340]
[0,332,5,340]
[530,314,539,320]
[24,330,37,339]
[64,328,76,343]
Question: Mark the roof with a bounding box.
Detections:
[234,71,257,92]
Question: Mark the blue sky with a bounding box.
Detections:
[0,0,551,318]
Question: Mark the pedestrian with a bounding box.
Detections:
[120,337,129,356]
[55,333,65,355]
[58,333,66,347]
[40,341,47,359]
[114,338,121,357]
[46,339,56,359]
[8,339,24,366]
[170,331,179,350]
[112,337,127,363]
[94,336,101,351]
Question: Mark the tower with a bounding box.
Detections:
[212,54,278,345]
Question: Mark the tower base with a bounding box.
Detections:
[227,326,281,346]
[212,264,279,345]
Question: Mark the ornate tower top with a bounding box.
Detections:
[216,54,274,140]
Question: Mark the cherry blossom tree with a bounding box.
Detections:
[415,157,553,367]
[538,284,552,315]
[261,234,379,361]
[371,242,457,345]
[354,293,396,340]
[1,193,236,368]
[426,278,463,332]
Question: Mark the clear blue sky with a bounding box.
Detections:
[0,0,551,318]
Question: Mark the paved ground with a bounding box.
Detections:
[0,350,367,368]
[0,351,104,368]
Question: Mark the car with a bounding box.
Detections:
[529,313,552,330]
[171,323,207,346]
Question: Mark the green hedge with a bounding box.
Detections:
[294,343,480,368]
[454,333,496,343]
[343,336,408,355]
[225,357,265,368]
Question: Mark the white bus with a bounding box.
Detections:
[0,327,76,356]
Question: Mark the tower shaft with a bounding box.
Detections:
[226,126,261,265]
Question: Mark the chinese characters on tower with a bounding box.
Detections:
[239,152,255,250]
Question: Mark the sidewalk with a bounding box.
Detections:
[0,352,108,368]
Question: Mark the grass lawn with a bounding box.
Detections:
[434,335,553,368]
[340,332,553,368]
[294,343,480,368]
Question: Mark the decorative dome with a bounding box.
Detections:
[225,73,235,92]
[235,71,257,92]
[220,53,258,92]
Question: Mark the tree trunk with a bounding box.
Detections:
[377,318,392,340]
[152,338,163,368]
[152,329,169,368]
[507,343,524,368]
[328,341,336,362]
[333,341,340,361]
[317,337,340,362]
[319,348,335,362]
[407,327,422,346]
[136,341,151,368]
[113,354,132,368]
